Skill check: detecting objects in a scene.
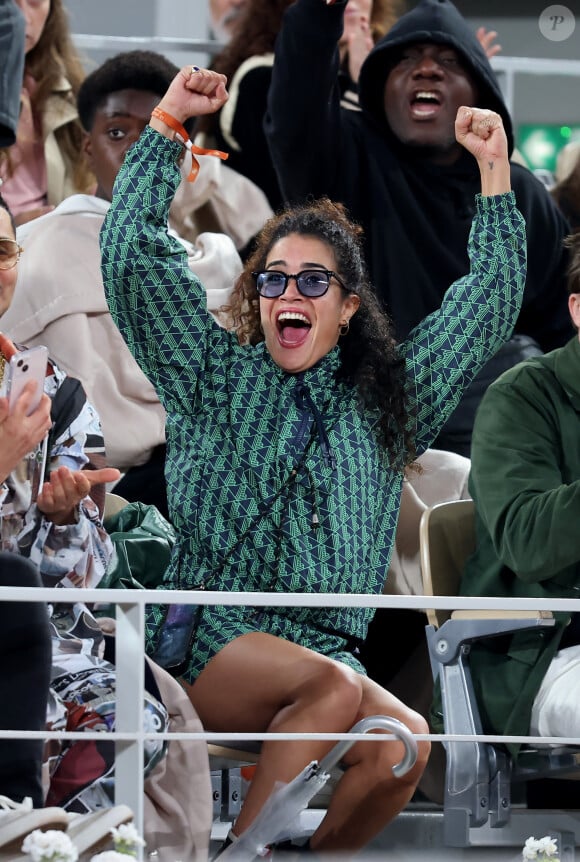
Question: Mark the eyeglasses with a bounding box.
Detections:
[253,269,347,299]
[0,238,23,271]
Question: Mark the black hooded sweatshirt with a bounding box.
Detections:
[266,0,572,453]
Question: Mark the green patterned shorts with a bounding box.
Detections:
[177,604,367,684]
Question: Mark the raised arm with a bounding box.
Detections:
[402,107,526,453]
[460,107,572,354]
[100,68,235,417]
[265,0,346,202]
[454,105,511,196]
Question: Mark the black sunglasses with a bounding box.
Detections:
[253,268,347,299]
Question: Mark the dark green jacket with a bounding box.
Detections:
[460,337,580,754]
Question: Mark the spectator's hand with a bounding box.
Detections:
[455,106,508,164]
[344,13,373,84]
[37,465,121,526]
[97,617,117,635]
[455,106,510,195]
[476,27,502,59]
[0,385,52,484]
[155,67,228,127]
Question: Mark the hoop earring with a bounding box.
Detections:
[339,321,350,337]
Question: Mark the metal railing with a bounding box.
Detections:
[490,55,580,116]
[3,585,580,857]
[72,34,225,56]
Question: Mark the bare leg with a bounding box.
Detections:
[183,635,429,853]
[183,632,364,835]
[310,675,431,852]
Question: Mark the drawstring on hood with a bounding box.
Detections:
[358,0,514,155]
[294,376,336,470]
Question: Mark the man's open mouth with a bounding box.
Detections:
[409,90,442,118]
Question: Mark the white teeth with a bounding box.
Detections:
[278,311,310,324]
[415,91,439,101]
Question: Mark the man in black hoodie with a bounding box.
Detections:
[266,0,572,455]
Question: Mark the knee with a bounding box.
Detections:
[303,660,363,726]
[366,710,430,787]
[398,710,431,779]
[406,710,431,762]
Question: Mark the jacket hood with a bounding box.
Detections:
[358,0,514,155]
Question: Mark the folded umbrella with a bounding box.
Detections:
[218,714,418,859]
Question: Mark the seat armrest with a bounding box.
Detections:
[429,615,555,667]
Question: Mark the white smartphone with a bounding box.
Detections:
[7,345,49,416]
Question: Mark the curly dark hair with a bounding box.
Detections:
[0,0,93,194]
[77,50,181,132]
[223,197,415,469]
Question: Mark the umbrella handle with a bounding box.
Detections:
[317,714,418,778]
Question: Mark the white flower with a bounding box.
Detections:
[523,837,539,860]
[523,836,560,862]
[21,829,79,862]
[109,821,146,855]
[537,836,559,857]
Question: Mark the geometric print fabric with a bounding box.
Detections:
[101,127,526,682]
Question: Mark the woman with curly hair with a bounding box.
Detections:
[101,67,526,856]
[227,197,412,466]
[0,0,94,226]
[197,0,404,209]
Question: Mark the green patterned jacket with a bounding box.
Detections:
[100,127,526,661]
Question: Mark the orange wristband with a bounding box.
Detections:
[150,106,228,182]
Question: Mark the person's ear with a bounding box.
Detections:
[344,293,361,321]
[568,293,580,330]
[81,131,93,167]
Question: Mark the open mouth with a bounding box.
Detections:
[409,90,442,118]
[276,310,312,348]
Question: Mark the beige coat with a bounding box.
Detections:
[42,75,82,206]
[145,659,212,862]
